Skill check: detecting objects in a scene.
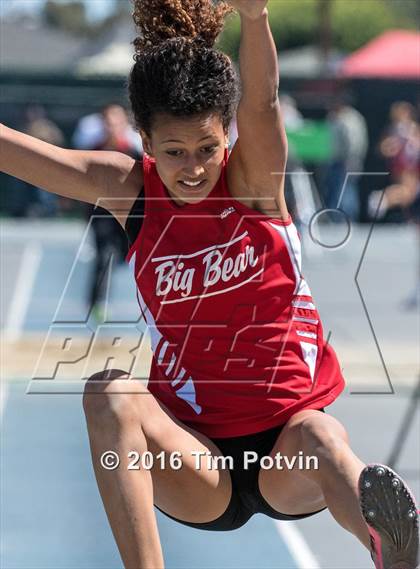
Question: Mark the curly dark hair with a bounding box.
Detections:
[128,0,240,137]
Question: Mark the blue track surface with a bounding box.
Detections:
[2,221,419,568]
[1,380,297,569]
[25,242,140,332]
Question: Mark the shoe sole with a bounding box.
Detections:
[359,464,419,569]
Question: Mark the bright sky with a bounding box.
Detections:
[3,0,118,22]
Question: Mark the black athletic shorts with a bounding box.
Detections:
[155,410,327,531]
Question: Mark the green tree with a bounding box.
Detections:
[385,0,420,24]
[218,0,414,58]
[43,1,88,35]
[331,0,409,52]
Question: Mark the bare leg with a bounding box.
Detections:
[83,369,232,569]
[300,417,371,549]
[84,385,164,568]
[258,410,371,549]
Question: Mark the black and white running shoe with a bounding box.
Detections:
[359,464,419,569]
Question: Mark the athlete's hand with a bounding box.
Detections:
[227,0,268,20]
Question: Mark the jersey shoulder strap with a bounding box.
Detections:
[124,186,145,247]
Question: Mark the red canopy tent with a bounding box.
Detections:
[341,30,420,79]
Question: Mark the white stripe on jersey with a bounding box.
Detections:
[269,222,312,297]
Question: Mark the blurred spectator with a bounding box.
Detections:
[97,104,142,155]
[71,103,142,153]
[71,113,104,150]
[9,106,66,217]
[379,101,419,188]
[371,102,419,224]
[369,106,419,309]
[75,104,142,321]
[380,101,420,184]
[324,97,368,221]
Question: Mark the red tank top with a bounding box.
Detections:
[126,151,345,437]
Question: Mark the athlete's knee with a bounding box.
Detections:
[83,369,146,424]
[299,413,350,466]
[85,369,131,388]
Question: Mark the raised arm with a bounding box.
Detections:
[0,123,142,225]
[226,1,289,220]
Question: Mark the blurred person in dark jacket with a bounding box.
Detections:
[10,106,66,217]
[324,97,368,222]
[81,104,142,321]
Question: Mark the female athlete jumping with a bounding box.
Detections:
[1,1,418,567]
